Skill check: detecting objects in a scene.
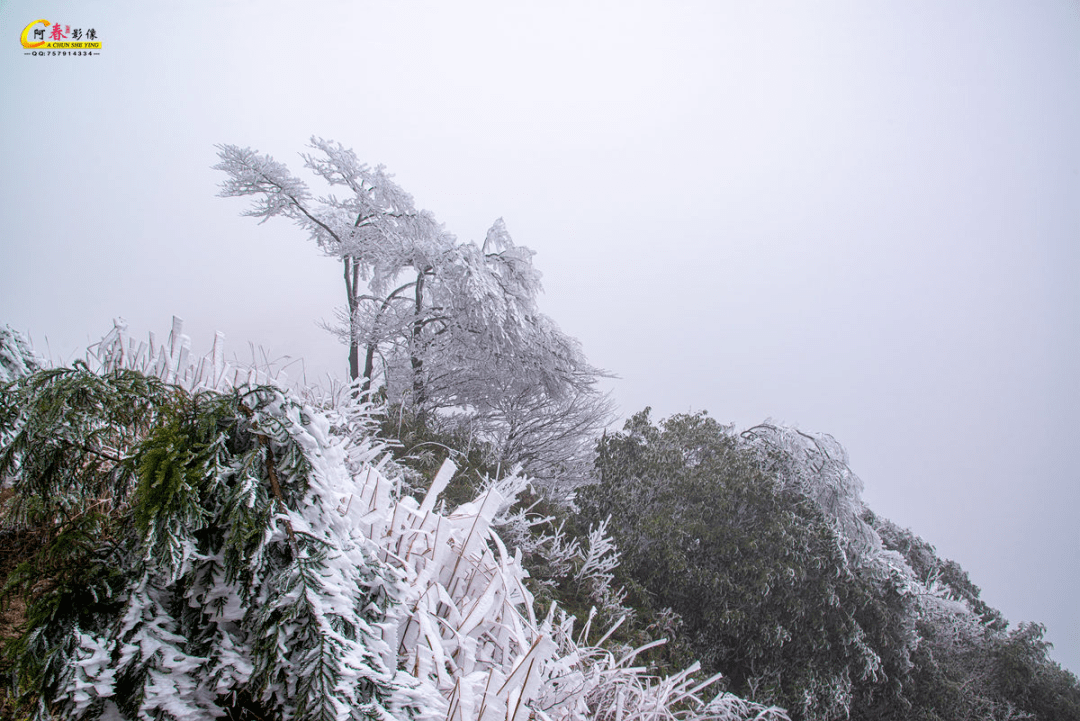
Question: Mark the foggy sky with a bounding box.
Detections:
[2,1,1078,671]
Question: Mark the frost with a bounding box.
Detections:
[7,321,785,721]
[0,324,44,383]
[215,140,615,495]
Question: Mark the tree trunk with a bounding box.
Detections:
[349,342,360,383]
[410,269,428,414]
[344,256,360,382]
[360,280,417,397]
[361,344,376,395]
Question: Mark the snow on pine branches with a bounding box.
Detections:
[0,321,786,721]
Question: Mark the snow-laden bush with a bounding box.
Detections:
[0,321,788,721]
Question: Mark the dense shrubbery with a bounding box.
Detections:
[4,306,1080,721]
[0,364,405,720]
[867,512,1080,721]
[578,408,1080,721]
[578,411,881,719]
[0,327,785,721]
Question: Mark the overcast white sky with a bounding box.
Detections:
[2,0,1078,672]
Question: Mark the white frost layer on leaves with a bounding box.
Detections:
[65,319,789,721]
[0,324,45,383]
[87,316,285,393]
[311,447,790,721]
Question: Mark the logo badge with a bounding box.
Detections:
[20,19,102,54]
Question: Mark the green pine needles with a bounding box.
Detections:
[0,363,408,721]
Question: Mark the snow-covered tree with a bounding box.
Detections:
[214,139,611,488]
[214,139,440,389]
[581,410,881,720]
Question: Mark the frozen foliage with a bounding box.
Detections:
[0,324,786,721]
[586,411,878,720]
[215,140,613,492]
[0,325,44,383]
[740,423,876,552]
[583,409,1080,721]
[288,452,788,721]
[3,365,406,719]
[86,316,293,392]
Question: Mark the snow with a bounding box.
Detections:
[36,320,788,721]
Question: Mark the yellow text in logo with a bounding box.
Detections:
[37,42,101,49]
